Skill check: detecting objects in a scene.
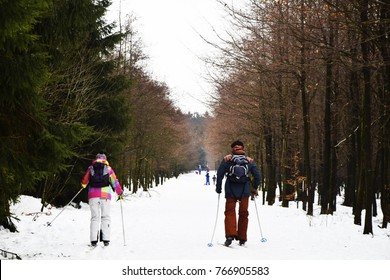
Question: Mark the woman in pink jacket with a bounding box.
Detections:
[81,153,123,247]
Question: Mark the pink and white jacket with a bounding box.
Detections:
[81,158,122,200]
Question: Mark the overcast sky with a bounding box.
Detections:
[105,0,236,114]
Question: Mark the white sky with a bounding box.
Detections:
[106,0,235,114]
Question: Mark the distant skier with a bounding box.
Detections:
[81,153,123,247]
[198,165,202,175]
[205,171,210,185]
[212,174,217,185]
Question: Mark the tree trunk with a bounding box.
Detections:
[377,0,390,229]
[321,56,333,215]
[344,49,359,207]
[299,0,313,215]
[359,0,373,235]
[265,122,276,205]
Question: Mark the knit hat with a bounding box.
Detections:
[96,153,107,160]
[230,140,244,148]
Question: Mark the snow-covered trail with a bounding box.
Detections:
[2,171,390,260]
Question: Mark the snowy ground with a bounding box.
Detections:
[1,171,389,279]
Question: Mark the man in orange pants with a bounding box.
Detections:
[216,140,261,246]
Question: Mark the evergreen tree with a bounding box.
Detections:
[0,0,129,230]
[0,0,51,231]
[33,0,128,206]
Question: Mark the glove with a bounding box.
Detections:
[117,193,123,201]
[81,183,87,189]
[216,188,221,194]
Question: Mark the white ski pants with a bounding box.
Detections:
[89,198,111,242]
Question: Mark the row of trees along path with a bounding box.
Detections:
[204,0,390,235]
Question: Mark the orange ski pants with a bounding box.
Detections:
[224,197,249,241]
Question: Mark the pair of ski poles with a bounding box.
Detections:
[207,193,267,247]
[46,187,127,246]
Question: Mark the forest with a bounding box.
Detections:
[204,0,390,235]
[0,0,205,232]
[0,0,389,237]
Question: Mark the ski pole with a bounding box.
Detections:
[46,187,84,226]
[119,196,126,246]
[207,193,221,247]
[253,196,267,242]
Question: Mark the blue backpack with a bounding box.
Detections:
[227,155,249,183]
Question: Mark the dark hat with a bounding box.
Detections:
[96,153,107,160]
[231,140,244,148]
